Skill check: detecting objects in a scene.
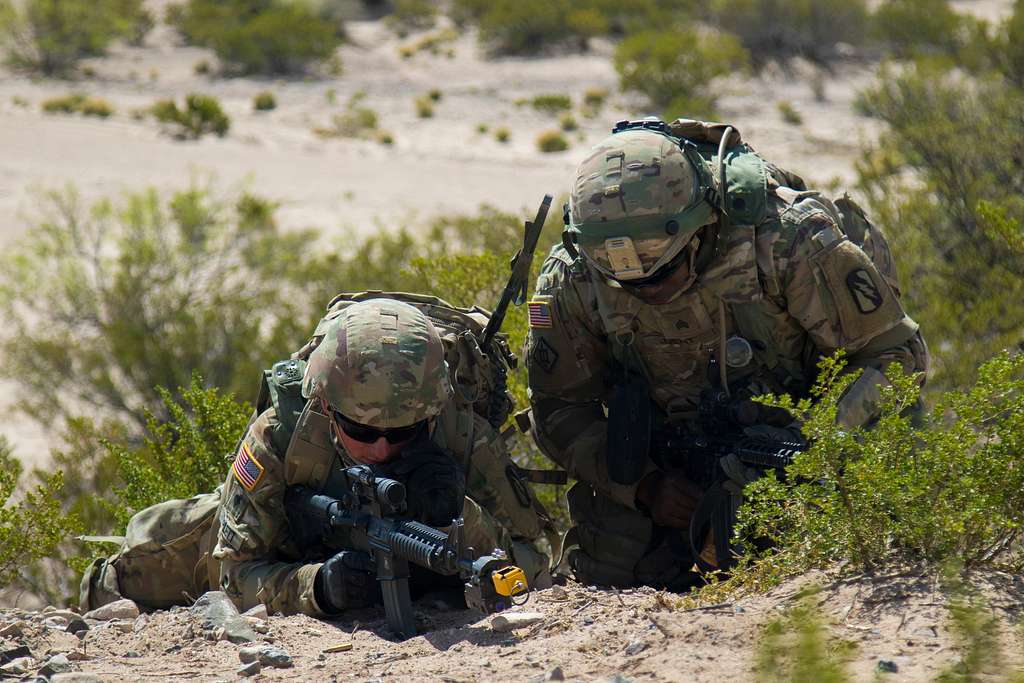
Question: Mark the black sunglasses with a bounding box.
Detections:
[334,411,426,444]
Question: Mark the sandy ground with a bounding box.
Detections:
[0,3,1013,461]
[2,569,1023,682]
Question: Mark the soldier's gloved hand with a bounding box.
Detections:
[743,423,805,446]
[634,470,703,529]
[376,444,465,526]
[314,551,380,614]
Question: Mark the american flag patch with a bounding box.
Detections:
[528,300,553,328]
[232,442,265,492]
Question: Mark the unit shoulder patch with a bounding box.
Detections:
[845,268,884,314]
[530,337,559,374]
[232,442,266,492]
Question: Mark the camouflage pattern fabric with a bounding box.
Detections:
[526,124,930,589]
[302,299,453,429]
[568,129,715,281]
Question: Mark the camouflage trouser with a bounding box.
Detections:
[560,482,699,591]
[81,491,549,612]
[80,490,222,611]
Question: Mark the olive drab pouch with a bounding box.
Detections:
[296,291,517,430]
[606,371,652,485]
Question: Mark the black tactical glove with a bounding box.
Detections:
[314,551,380,614]
[374,442,465,526]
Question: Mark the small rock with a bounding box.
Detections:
[490,611,545,633]
[0,623,24,638]
[44,617,70,629]
[734,605,746,614]
[214,627,228,641]
[83,599,139,622]
[111,619,134,633]
[38,653,73,677]
[237,660,261,677]
[624,640,646,656]
[546,665,565,681]
[51,675,103,683]
[238,645,292,669]
[241,605,268,620]
[190,592,257,644]
[45,611,80,621]
[125,651,141,658]
[0,656,34,675]
[65,619,89,636]
[876,660,899,674]
[66,651,90,662]
[606,675,631,683]
[243,616,269,633]
[133,614,150,633]
[582,616,594,625]
[548,586,568,601]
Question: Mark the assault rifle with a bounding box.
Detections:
[285,465,528,639]
[650,428,803,572]
[481,194,552,349]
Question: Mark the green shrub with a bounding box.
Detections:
[252,90,277,111]
[316,94,379,138]
[0,437,79,590]
[727,351,1024,595]
[384,0,437,35]
[42,93,114,118]
[415,94,434,118]
[776,100,801,125]
[559,112,578,131]
[537,129,569,152]
[427,88,442,102]
[755,590,855,683]
[494,126,511,143]
[194,59,211,75]
[582,86,608,117]
[170,0,344,75]
[0,0,150,75]
[531,93,572,114]
[614,27,748,119]
[106,378,250,527]
[870,0,966,59]
[476,123,489,134]
[710,0,869,64]
[151,93,230,139]
[855,62,1024,388]
[376,130,394,145]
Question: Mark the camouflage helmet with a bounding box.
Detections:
[301,299,453,429]
[567,126,717,282]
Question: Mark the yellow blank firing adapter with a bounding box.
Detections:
[492,565,528,598]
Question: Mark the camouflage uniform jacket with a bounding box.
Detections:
[526,174,929,510]
[211,400,551,616]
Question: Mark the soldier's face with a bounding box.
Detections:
[335,427,414,464]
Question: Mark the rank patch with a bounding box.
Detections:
[528,300,553,328]
[531,337,559,373]
[845,268,884,314]
[232,442,265,492]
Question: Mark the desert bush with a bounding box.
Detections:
[0,438,79,590]
[0,0,150,75]
[414,94,434,118]
[194,59,211,75]
[106,378,250,527]
[316,92,379,138]
[151,93,230,139]
[531,93,572,114]
[776,100,801,125]
[170,0,344,75]
[724,351,1024,597]
[42,93,114,118]
[709,0,869,64]
[537,129,569,152]
[582,86,608,117]
[252,90,277,111]
[855,61,1024,388]
[559,112,578,131]
[755,590,855,683]
[870,0,972,59]
[494,126,511,143]
[614,27,748,118]
[384,0,437,35]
